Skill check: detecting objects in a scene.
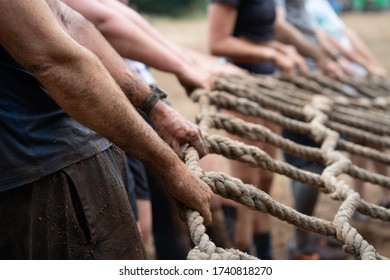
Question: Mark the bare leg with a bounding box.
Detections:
[200,154,234,247]
[226,113,276,258]
[351,154,366,199]
[136,199,153,258]
[373,159,390,208]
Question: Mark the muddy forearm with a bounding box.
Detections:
[0,0,180,176]
[38,46,179,169]
[58,1,153,107]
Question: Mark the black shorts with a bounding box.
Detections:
[0,146,146,260]
[126,156,150,201]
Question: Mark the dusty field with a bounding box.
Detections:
[148,12,390,259]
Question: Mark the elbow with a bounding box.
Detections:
[27,43,91,86]
[209,40,226,57]
[209,45,220,57]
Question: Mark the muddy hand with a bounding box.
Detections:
[151,103,208,158]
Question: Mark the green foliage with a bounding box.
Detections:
[131,0,207,17]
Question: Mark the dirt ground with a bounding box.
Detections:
[147,11,390,260]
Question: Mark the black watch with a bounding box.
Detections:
[139,84,168,114]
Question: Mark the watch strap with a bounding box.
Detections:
[139,84,168,114]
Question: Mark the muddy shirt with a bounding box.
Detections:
[0,45,111,191]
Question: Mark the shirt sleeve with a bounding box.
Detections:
[209,0,240,7]
[305,0,345,30]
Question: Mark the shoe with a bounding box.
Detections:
[352,211,370,222]
[287,243,320,260]
[315,238,347,260]
[287,236,347,260]
[314,235,342,248]
[379,200,390,209]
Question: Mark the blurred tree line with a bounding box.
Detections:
[131,0,207,17]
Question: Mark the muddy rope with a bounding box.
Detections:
[183,73,390,260]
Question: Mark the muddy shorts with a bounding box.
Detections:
[0,146,146,260]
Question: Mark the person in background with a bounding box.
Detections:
[306,0,389,216]
[208,0,311,260]
[274,0,345,79]
[208,0,353,259]
[63,0,246,259]
[306,0,388,77]
[0,0,212,259]
[274,0,351,260]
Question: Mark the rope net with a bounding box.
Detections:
[183,72,390,260]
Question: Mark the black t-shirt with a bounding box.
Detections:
[0,45,110,190]
[210,0,276,74]
[210,0,276,42]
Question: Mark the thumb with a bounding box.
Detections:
[173,199,212,225]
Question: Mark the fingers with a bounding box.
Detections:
[180,143,190,155]
[321,59,344,80]
[330,67,344,80]
[201,206,212,225]
[169,177,212,225]
[171,130,208,159]
[287,50,308,76]
[160,121,208,159]
[174,199,212,225]
[189,129,208,157]
[295,56,309,76]
[277,45,304,76]
[172,140,184,159]
[276,54,295,75]
[275,58,292,74]
[181,124,208,157]
[190,137,207,157]
[153,105,208,158]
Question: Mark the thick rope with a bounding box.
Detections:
[209,113,324,162]
[183,74,390,260]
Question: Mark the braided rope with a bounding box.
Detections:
[183,74,390,260]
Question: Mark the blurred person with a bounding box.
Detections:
[306,0,390,215]
[207,0,351,260]
[208,0,311,260]
[0,0,213,259]
[274,0,345,79]
[64,0,247,93]
[327,0,343,13]
[306,0,388,77]
[122,58,156,256]
[275,0,348,260]
[63,0,246,259]
[110,0,152,240]
[62,0,211,92]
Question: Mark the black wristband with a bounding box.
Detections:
[139,84,168,114]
